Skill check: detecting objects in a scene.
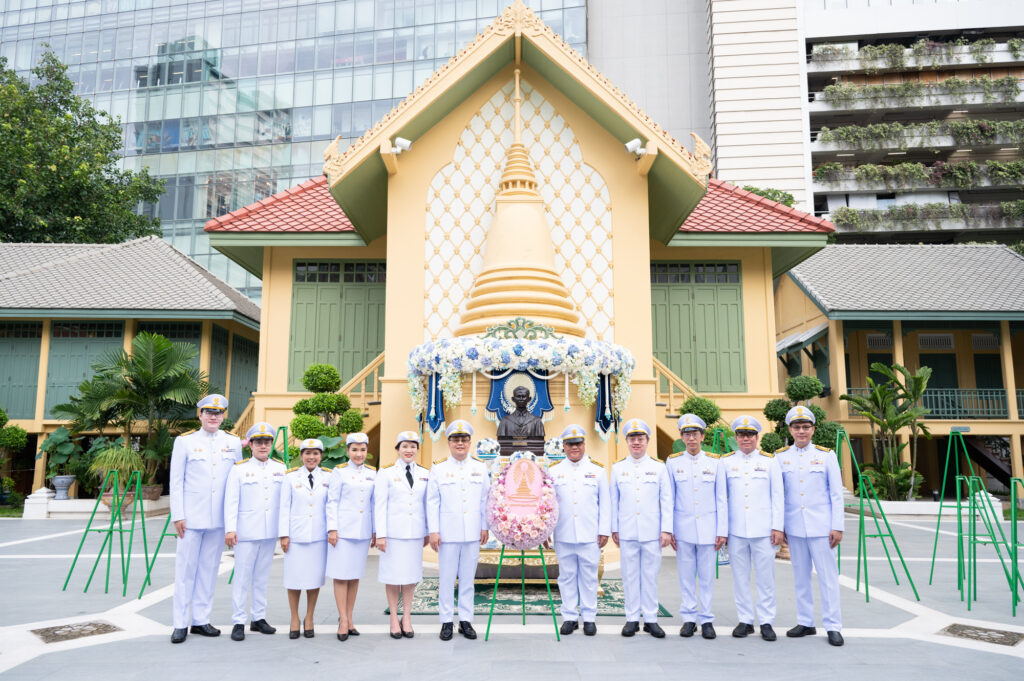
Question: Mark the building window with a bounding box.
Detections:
[52,322,123,339]
[0,322,43,339]
[295,261,340,283]
[343,262,386,283]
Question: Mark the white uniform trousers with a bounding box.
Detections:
[438,541,479,623]
[619,539,661,623]
[231,538,276,624]
[788,535,842,630]
[172,528,225,628]
[675,540,716,623]
[554,541,600,621]
[729,535,776,625]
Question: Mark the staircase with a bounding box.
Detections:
[341,352,385,437]
[965,435,1012,489]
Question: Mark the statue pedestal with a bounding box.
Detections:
[498,437,544,457]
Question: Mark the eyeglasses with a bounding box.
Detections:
[789,424,813,431]
[449,435,471,443]
[679,431,703,438]
[735,432,757,438]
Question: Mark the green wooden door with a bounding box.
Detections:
[924,353,959,389]
[45,322,124,417]
[288,260,386,390]
[866,353,893,386]
[136,322,203,369]
[0,322,43,419]
[208,325,230,394]
[651,263,745,392]
[229,335,259,420]
[973,354,1004,389]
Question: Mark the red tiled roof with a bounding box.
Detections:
[680,179,834,234]
[204,176,354,233]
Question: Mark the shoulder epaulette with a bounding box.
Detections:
[706,452,720,459]
[814,444,832,452]
[719,451,736,458]
[320,466,330,472]
[286,466,299,473]
[234,457,250,466]
[759,450,775,459]
[180,429,197,436]
[379,462,395,470]
[364,464,376,470]
[338,462,349,468]
[667,451,684,459]
[590,460,604,468]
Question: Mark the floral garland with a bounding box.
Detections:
[407,337,635,417]
[486,459,558,550]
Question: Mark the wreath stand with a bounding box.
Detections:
[484,544,561,641]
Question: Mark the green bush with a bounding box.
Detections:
[0,407,7,429]
[812,162,844,183]
[292,398,315,415]
[786,376,823,403]
[678,396,721,428]
[760,432,786,454]
[301,364,341,393]
[812,420,839,450]
[336,409,364,435]
[741,186,795,207]
[0,424,27,455]
[1001,200,1024,223]
[309,392,351,415]
[290,414,328,440]
[763,398,792,425]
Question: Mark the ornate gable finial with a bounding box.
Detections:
[495,0,545,37]
[690,132,712,185]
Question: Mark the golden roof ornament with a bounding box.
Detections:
[455,69,584,338]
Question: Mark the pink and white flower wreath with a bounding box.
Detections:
[486,460,559,550]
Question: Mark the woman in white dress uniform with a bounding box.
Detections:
[326,432,375,641]
[278,438,329,639]
[374,430,429,639]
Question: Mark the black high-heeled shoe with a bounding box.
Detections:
[336,632,348,641]
[390,628,403,639]
[289,630,300,639]
[303,628,314,638]
[401,622,414,639]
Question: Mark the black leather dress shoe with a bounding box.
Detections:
[621,621,639,637]
[440,622,454,641]
[458,621,477,639]
[304,628,315,639]
[231,624,245,641]
[732,623,754,638]
[643,622,666,638]
[761,624,777,641]
[250,619,276,635]
[560,620,579,635]
[701,623,716,639]
[786,624,817,638]
[679,622,697,637]
[348,628,360,636]
[190,624,221,637]
[583,622,597,636]
[170,628,187,644]
[289,630,300,639]
[827,630,845,647]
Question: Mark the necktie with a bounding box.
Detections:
[405,464,414,488]
[308,472,314,489]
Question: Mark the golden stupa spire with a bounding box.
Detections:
[455,70,584,338]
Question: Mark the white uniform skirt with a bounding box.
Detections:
[283,540,327,590]
[325,537,371,580]
[377,537,425,585]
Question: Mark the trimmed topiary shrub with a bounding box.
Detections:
[786,376,824,403]
[301,364,341,394]
[678,396,722,427]
[760,432,786,454]
[290,414,328,440]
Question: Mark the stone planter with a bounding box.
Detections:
[51,475,76,501]
[140,484,163,501]
[101,491,137,512]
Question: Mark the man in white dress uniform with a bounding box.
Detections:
[224,422,286,641]
[548,424,610,636]
[169,394,242,644]
[427,420,489,641]
[721,415,784,642]
[778,405,845,647]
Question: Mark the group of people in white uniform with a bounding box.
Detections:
[169,394,844,647]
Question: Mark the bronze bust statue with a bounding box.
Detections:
[496,386,545,439]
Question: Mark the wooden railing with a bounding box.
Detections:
[233,398,255,438]
[341,352,385,412]
[652,356,699,414]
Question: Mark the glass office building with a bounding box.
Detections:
[0,0,587,300]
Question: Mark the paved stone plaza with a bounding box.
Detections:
[0,514,1020,679]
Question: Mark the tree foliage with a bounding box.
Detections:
[0,51,164,243]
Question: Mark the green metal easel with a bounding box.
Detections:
[835,428,919,602]
[64,470,149,597]
[1011,477,1023,616]
[484,544,560,641]
[955,474,1016,610]
[929,428,975,585]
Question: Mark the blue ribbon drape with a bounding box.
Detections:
[485,370,553,422]
[420,373,446,441]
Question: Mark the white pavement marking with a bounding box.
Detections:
[0,554,175,559]
[0,529,88,548]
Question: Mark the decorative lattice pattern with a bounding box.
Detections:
[424,79,613,342]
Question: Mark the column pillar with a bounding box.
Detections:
[827,319,853,490]
[892,320,910,464]
[1000,321,1021,479]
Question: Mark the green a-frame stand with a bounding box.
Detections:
[834,427,919,602]
[484,544,561,641]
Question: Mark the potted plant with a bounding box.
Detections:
[37,426,83,500]
[90,444,144,511]
[139,424,173,500]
